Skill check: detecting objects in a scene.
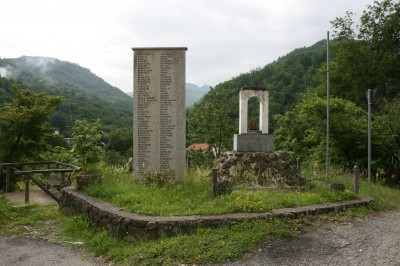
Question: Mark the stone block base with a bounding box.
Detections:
[234,134,274,152]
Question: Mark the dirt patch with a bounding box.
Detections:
[0,236,111,266]
[4,190,57,206]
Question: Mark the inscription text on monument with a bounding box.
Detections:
[133,47,187,180]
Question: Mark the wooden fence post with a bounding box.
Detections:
[353,165,360,194]
[25,174,30,204]
[5,166,11,193]
[212,169,217,198]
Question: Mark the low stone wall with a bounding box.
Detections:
[59,187,374,240]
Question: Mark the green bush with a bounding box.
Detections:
[71,119,105,174]
[187,149,216,169]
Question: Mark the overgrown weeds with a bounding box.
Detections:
[84,166,357,216]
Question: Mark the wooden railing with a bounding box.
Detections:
[1,161,81,204]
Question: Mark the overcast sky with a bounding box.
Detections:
[1,0,373,93]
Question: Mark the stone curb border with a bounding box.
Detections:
[59,187,374,240]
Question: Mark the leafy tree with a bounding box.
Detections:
[102,127,133,165]
[104,127,133,157]
[0,77,16,106]
[38,146,74,163]
[330,0,400,105]
[275,91,367,168]
[71,119,105,174]
[187,87,238,155]
[0,86,62,162]
[371,98,400,184]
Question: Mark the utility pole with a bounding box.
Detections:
[326,31,330,179]
[367,89,375,184]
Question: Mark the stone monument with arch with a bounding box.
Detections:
[233,87,274,152]
[212,87,304,196]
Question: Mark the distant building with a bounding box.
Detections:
[187,143,218,156]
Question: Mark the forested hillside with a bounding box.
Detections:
[0,56,132,135]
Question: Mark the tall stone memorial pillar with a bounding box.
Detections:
[133,47,187,181]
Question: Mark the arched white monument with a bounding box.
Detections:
[239,89,269,134]
[234,87,274,152]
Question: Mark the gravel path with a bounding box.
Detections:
[214,210,400,265]
[0,236,107,266]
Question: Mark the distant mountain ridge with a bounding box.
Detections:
[0,56,133,135]
[0,56,131,111]
[185,83,210,107]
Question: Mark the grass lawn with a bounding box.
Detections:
[1,166,400,265]
[83,167,358,216]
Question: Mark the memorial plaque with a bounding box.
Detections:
[133,47,187,180]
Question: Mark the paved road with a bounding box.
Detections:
[0,236,106,266]
[215,210,400,265]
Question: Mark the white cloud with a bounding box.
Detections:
[0,67,10,79]
[0,0,372,92]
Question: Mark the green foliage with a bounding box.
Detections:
[104,127,133,157]
[370,98,400,184]
[330,0,400,105]
[0,86,62,163]
[38,146,74,163]
[187,149,215,169]
[71,119,105,174]
[0,77,16,106]
[275,91,367,167]
[104,150,129,166]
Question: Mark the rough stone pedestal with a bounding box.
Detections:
[234,133,274,152]
[212,151,304,196]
